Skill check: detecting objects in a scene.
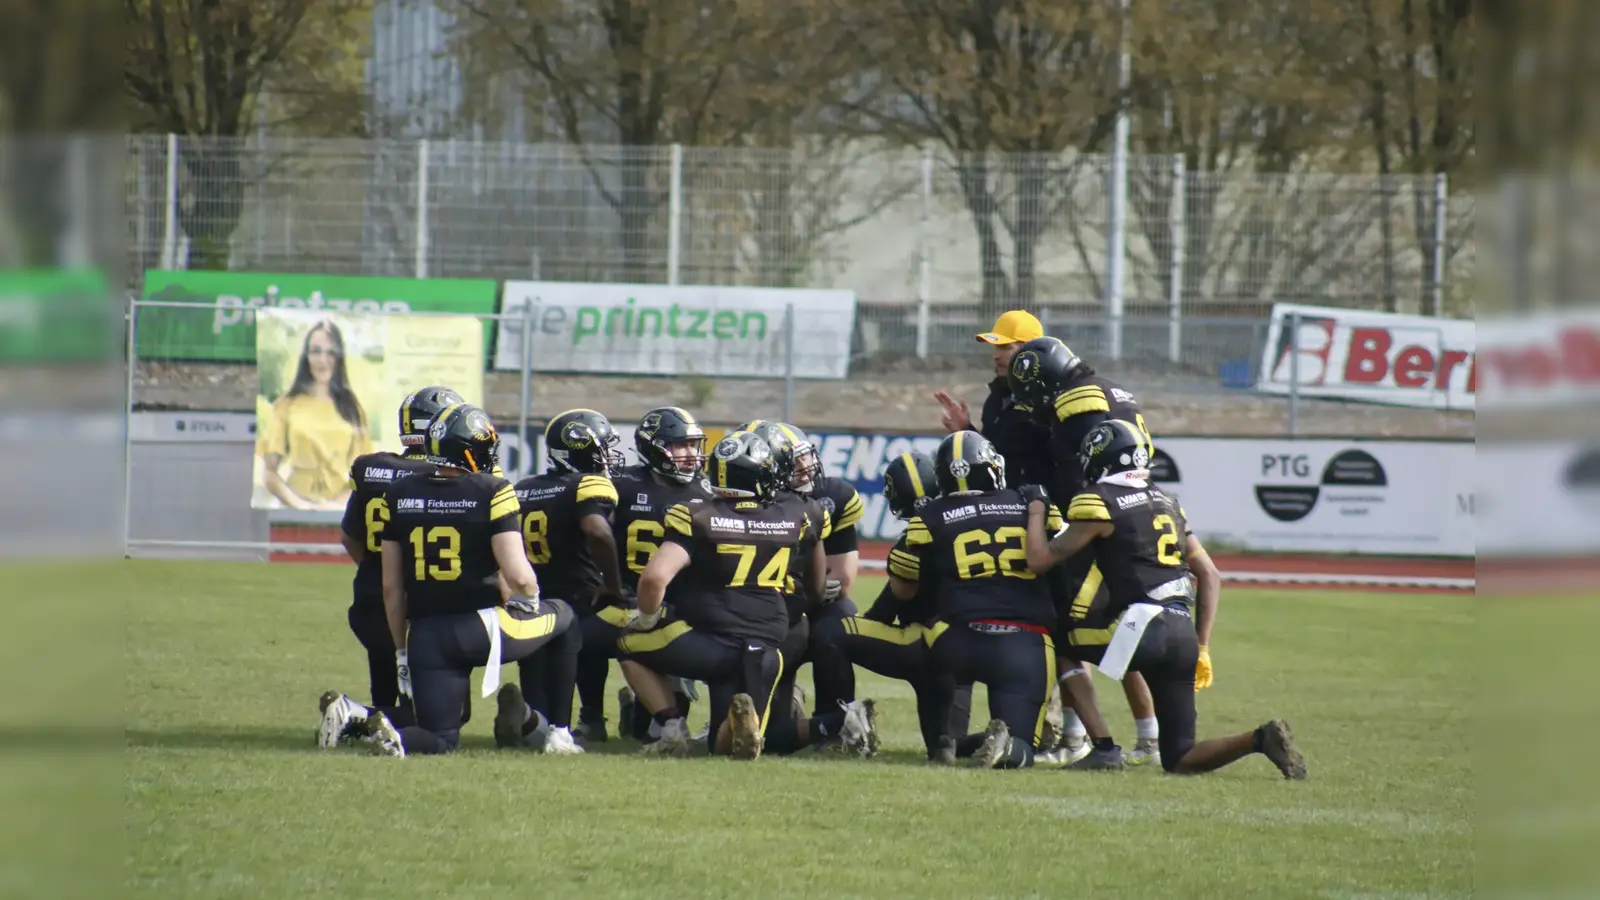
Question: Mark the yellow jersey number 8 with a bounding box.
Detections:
[407,526,462,581]
[952,526,1034,580]
[523,510,552,564]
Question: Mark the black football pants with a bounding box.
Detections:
[810,615,969,758]
[1061,604,1198,773]
[618,621,784,754]
[399,599,576,755]
[348,602,469,730]
[930,623,1056,768]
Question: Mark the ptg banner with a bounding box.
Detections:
[138,270,499,362]
[493,282,857,379]
[250,308,484,510]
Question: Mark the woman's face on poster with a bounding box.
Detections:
[306,327,339,384]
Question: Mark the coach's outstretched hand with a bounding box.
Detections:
[1195,645,1213,691]
[933,390,973,433]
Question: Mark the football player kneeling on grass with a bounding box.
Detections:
[614,431,847,759]
[1023,419,1307,779]
[363,403,578,758]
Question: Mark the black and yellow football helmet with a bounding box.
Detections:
[398,385,464,449]
[545,409,625,475]
[706,431,783,501]
[882,451,939,520]
[934,430,1006,495]
[424,403,500,472]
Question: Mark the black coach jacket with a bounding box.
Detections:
[978,376,1054,491]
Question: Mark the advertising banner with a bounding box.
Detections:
[1475,310,1600,409]
[805,431,1474,555]
[250,308,484,510]
[493,282,856,379]
[138,270,499,362]
[1475,442,1600,556]
[1257,302,1476,410]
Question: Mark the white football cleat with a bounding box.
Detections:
[317,691,367,749]
[642,717,694,757]
[1127,737,1161,768]
[541,725,585,755]
[838,699,880,758]
[1063,734,1093,765]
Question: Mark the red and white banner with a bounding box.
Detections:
[1257,303,1476,410]
[1475,310,1600,408]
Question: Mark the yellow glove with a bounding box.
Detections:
[1195,645,1213,691]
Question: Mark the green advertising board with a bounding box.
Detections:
[137,270,499,362]
[0,268,114,364]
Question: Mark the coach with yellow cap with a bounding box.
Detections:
[933,310,1054,490]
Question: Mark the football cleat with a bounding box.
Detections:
[317,691,367,749]
[1127,737,1161,768]
[1038,686,1065,752]
[1069,743,1126,771]
[973,719,1013,769]
[1062,733,1092,765]
[727,693,764,760]
[542,726,586,756]
[838,699,880,758]
[928,735,958,766]
[493,683,531,749]
[617,687,637,739]
[366,713,405,758]
[790,683,809,722]
[1260,719,1307,780]
[642,717,694,757]
[572,718,608,744]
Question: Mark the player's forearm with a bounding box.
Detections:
[1193,562,1220,645]
[803,543,827,607]
[826,551,858,596]
[380,540,407,648]
[636,573,667,615]
[583,522,625,596]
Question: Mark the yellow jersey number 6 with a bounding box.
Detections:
[364,498,389,553]
[952,526,1034,580]
[1152,515,1182,566]
[626,520,664,573]
[408,526,462,580]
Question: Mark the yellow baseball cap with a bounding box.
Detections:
[976,310,1044,345]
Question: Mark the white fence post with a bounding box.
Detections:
[668,143,684,285]
[414,139,430,278]
[1167,154,1185,364]
[1431,172,1448,316]
[161,133,179,269]
[1106,0,1131,361]
[916,147,934,359]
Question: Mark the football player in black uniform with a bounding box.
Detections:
[598,407,709,743]
[1024,419,1307,779]
[810,451,963,760]
[318,385,462,747]
[1008,336,1163,766]
[364,403,578,757]
[494,409,625,755]
[616,431,827,759]
[890,431,1065,770]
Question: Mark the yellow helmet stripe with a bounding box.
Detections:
[951,431,968,492]
[900,451,925,498]
[430,402,465,458]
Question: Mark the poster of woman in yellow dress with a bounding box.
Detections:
[252,307,485,509]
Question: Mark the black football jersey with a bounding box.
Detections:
[340,451,435,607]
[514,470,618,607]
[900,489,1064,628]
[1066,481,1192,620]
[662,493,820,646]
[611,464,711,592]
[1047,375,1151,507]
[381,471,520,618]
[808,475,864,555]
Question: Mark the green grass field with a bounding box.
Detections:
[109,560,1472,899]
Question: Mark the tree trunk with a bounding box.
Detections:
[176,140,248,271]
[954,154,1012,322]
